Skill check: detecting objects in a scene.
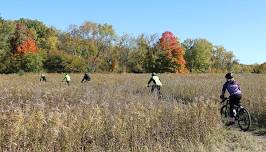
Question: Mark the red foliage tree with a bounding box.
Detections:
[159,31,187,73]
[11,23,39,54]
[16,39,38,54]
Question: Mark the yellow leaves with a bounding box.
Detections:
[47,35,58,50]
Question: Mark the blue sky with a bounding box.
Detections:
[0,0,265,64]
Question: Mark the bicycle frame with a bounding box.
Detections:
[221,97,243,117]
[220,97,251,131]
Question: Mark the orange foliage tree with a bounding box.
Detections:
[159,31,187,73]
[11,23,38,54]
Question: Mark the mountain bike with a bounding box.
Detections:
[220,97,251,131]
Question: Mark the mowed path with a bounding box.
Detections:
[229,127,266,152]
[249,129,266,151]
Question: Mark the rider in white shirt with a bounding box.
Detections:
[147,72,162,93]
[62,73,71,86]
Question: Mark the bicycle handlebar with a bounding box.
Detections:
[220,97,228,103]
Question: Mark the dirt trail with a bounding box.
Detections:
[219,127,266,152]
[248,129,266,151]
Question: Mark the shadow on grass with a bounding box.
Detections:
[247,124,266,136]
[252,128,266,136]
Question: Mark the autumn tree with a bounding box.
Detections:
[0,17,245,74]
[59,22,116,72]
[158,31,186,73]
[10,23,38,54]
[17,18,58,50]
[6,23,42,73]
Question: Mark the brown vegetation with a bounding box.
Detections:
[0,73,265,151]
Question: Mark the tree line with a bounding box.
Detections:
[0,17,265,74]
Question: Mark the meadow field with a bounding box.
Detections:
[0,73,265,151]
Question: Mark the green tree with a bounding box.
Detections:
[59,22,116,72]
[91,23,116,72]
[232,63,254,73]
[0,20,16,73]
[257,62,266,73]
[142,34,160,73]
[183,39,213,72]
[211,46,236,72]
[44,50,87,73]
[115,34,134,72]
[0,20,15,53]
[44,51,66,72]
[128,34,149,73]
[22,53,44,72]
[64,55,87,72]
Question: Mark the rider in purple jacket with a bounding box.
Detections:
[220,73,242,125]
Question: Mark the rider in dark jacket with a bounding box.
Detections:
[81,73,91,83]
[220,73,242,124]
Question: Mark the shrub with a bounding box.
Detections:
[44,50,87,73]
[22,53,44,72]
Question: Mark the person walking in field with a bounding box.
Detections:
[62,73,71,86]
[220,73,242,125]
[147,72,162,95]
[40,73,47,82]
[81,73,91,83]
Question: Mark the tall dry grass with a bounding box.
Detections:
[0,73,265,151]
[161,73,266,127]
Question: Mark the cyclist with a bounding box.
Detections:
[147,72,162,94]
[40,73,47,82]
[81,73,91,83]
[220,73,242,125]
[62,73,71,86]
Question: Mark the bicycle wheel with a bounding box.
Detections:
[151,86,162,99]
[237,108,251,131]
[220,105,228,123]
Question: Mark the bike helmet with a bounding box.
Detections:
[152,72,156,76]
[225,73,233,79]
